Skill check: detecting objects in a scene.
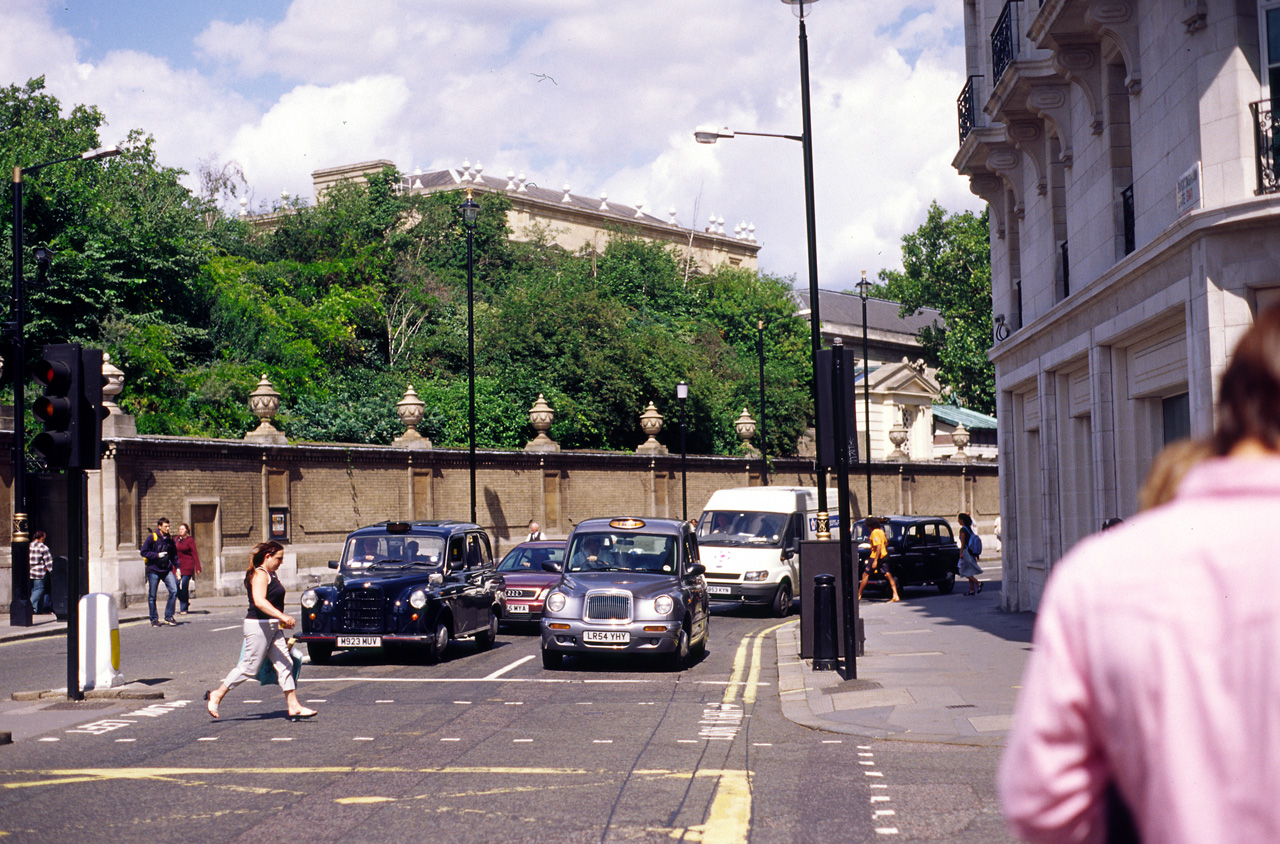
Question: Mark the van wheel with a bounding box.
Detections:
[772,580,793,617]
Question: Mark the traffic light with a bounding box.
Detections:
[79,348,109,470]
[32,343,82,468]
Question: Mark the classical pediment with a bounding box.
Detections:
[868,359,942,401]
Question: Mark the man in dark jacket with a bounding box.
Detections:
[141,518,179,626]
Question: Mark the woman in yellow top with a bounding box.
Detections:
[857,517,901,602]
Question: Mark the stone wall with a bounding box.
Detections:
[0,431,998,607]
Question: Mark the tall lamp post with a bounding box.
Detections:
[459,189,480,524]
[677,381,689,520]
[9,145,120,627]
[695,0,827,536]
[856,271,873,514]
[756,319,769,486]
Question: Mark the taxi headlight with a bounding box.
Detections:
[409,590,427,609]
[654,595,675,615]
[546,591,567,613]
[743,570,769,582]
[300,589,319,609]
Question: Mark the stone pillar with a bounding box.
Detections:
[636,402,668,455]
[393,385,432,448]
[245,375,287,444]
[525,394,560,452]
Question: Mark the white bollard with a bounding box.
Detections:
[80,593,125,690]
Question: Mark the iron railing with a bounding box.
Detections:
[1250,99,1279,195]
[958,75,982,144]
[1121,184,1136,255]
[992,1,1022,84]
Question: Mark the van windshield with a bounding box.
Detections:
[696,511,787,547]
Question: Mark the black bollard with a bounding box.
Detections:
[812,574,838,671]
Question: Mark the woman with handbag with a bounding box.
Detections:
[174,523,201,615]
[206,541,317,721]
[957,512,983,595]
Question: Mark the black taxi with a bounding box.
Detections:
[540,517,709,670]
[854,515,961,595]
[298,520,502,664]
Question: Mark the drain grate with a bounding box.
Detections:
[43,701,118,711]
[946,704,977,709]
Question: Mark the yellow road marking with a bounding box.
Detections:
[699,770,752,844]
[724,620,797,706]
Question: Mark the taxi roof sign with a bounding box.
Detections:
[609,518,646,530]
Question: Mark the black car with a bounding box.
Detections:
[298,520,502,664]
[540,517,710,670]
[854,516,960,595]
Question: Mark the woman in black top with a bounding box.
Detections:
[206,541,317,721]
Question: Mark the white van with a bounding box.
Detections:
[696,487,839,617]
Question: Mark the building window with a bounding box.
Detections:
[1121,184,1136,254]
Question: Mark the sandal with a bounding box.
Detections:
[205,690,220,719]
[287,708,318,722]
[977,582,984,594]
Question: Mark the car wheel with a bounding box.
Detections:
[690,621,708,659]
[475,610,498,650]
[771,579,793,618]
[307,642,333,665]
[541,645,563,670]
[936,571,956,594]
[425,619,451,664]
[667,622,691,671]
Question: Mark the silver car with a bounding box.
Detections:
[540,517,710,670]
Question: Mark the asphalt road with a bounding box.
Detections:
[0,605,1012,843]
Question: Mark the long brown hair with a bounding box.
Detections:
[244,541,285,590]
[1214,303,1280,455]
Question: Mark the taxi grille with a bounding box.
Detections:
[339,589,386,632]
[584,591,632,622]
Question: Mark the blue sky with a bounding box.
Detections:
[3,0,980,287]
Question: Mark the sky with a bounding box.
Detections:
[2,0,983,290]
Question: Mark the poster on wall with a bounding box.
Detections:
[269,507,289,543]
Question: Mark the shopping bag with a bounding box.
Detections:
[241,637,305,686]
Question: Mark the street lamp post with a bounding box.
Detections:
[756,319,769,486]
[9,145,119,627]
[677,381,689,520]
[459,189,480,524]
[695,0,827,535]
[856,271,873,514]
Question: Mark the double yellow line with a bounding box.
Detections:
[723,619,797,706]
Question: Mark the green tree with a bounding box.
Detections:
[876,202,994,415]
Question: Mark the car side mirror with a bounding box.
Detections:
[541,561,563,573]
[687,563,706,578]
[328,560,339,569]
[429,572,444,586]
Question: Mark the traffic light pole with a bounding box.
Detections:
[65,468,85,700]
[9,167,31,627]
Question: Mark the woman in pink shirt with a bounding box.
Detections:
[999,303,1280,844]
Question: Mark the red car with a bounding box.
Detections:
[496,540,566,624]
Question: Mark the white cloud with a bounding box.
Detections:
[2,0,985,287]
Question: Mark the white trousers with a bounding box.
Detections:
[221,618,296,692]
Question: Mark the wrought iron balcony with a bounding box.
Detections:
[1251,99,1279,195]
[991,0,1022,84]
[958,75,982,144]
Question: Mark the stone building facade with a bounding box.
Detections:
[954,0,1280,609]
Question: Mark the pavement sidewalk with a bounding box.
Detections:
[777,577,1035,746]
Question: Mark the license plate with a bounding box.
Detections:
[706,585,732,595]
[583,630,630,644]
[336,636,381,648]
[507,603,530,614]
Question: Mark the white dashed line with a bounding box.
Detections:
[212,625,241,632]
[593,739,613,744]
[271,737,293,742]
[865,771,884,777]
[375,699,394,704]
[859,761,875,766]
[198,737,218,742]
[453,700,471,705]
[822,739,842,744]
[875,810,896,817]
[306,699,327,703]
[38,737,58,742]
[440,738,461,742]
[353,737,374,741]
[513,738,533,743]
[875,828,900,835]
[871,796,891,803]
[115,738,136,743]
[677,739,698,743]
[244,699,262,704]
[504,701,523,706]
[752,742,773,747]
[483,655,535,679]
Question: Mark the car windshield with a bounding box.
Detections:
[341,534,446,574]
[565,532,677,574]
[852,521,900,542]
[696,511,787,547]
[498,545,566,572]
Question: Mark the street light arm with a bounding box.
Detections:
[694,127,803,144]
[20,146,120,178]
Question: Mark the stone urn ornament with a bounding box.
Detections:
[244,374,287,444]
[393,385,432,448]
[524,393,560,452]
[636,401,668,454]
[887,421,909,461]
[950,422,971,462]
[101,353,125,414]
[734,408,758,454]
